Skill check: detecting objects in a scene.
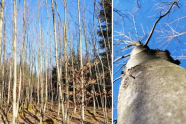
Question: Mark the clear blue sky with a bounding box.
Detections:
[113,0,186,122]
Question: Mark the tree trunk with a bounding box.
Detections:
[77,0,85,123]
[63,0,69,123]
[51,0,64,122]
[68,22,76,114]
[16,0,26,117]
[0,0,4,63]
[0,0,4,104]
[12,0,17,123]
[117,48,186,124]
[44,0,49,115]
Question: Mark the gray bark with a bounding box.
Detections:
[0,0,4,62]
[51,0,64,122]
[117,47,186,124]
[77,0,84,123]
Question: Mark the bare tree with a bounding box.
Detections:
[51,0,64,123]
[12,0,19,123]
[77,0,85,123]
[0,0,4,104]
[0,0,4,63]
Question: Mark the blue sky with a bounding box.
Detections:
[3,0,103,74]
[113,0,186,121]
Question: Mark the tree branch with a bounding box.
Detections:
[113,53,130,64]
[114,64,126,75]
[168,16,186,25]
[113,76,122,83]
[114,45,133,57]
[144,1,179,46]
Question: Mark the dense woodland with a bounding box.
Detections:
[0,0,112,123]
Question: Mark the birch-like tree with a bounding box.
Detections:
[12,0,19,123]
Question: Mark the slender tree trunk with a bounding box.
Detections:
[15,0,26,118]
[91,4,108,121]
[38,2,44,122]
[7,58,12,105]
[51,0,64,122]
[49,34,53,109]
[4,9,9,112]
[95,1,111,83]
[102,0,111,51]
[44,0,49,114]
[91,30,108,121]
[12,0,18,123]
[57,18,61,117]
[0,0,4,104]
[2,10,6,103]
[69,22,76,114]
[82,3,88,110]
[0,0,4,62]
[63,0,69,123]
[77,0,84,123]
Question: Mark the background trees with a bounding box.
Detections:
[113,0,186,123]
[0,0,112,123]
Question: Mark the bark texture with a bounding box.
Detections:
[117,48,186,124]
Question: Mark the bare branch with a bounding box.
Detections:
[113,54,130,64]
[144,1,179,46]
[113,76,122,83]
[114,64,126,75]
[129,12,139,41]
[114,45,133,57]
[168,16,186,25]
[137,0,140,8]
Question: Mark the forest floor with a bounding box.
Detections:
[0,101,112,124]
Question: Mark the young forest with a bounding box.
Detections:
[0,0,112,123]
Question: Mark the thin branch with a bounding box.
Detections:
[42,0,52,8]
[113,8,131,21]
[114,45,133,57]
[129,12,139,41]
[168,16,186,25]
[113,76,122,83]
[114,64,126,75]
[168,32,186,38]
[54,1,64,28]
[113,54,130,64]
[144,1,179,46]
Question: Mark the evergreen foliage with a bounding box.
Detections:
[97,0,112,84]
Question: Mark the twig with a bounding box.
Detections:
[114,45,133,57]
[114,64,126,75]
[144,1,179,46]
[113,76,122,83]
[168,16,186,25]
[137,0,140,8]
[113,54,130,64]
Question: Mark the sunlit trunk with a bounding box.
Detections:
[12,0,18,123]
[117,48,186,124]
